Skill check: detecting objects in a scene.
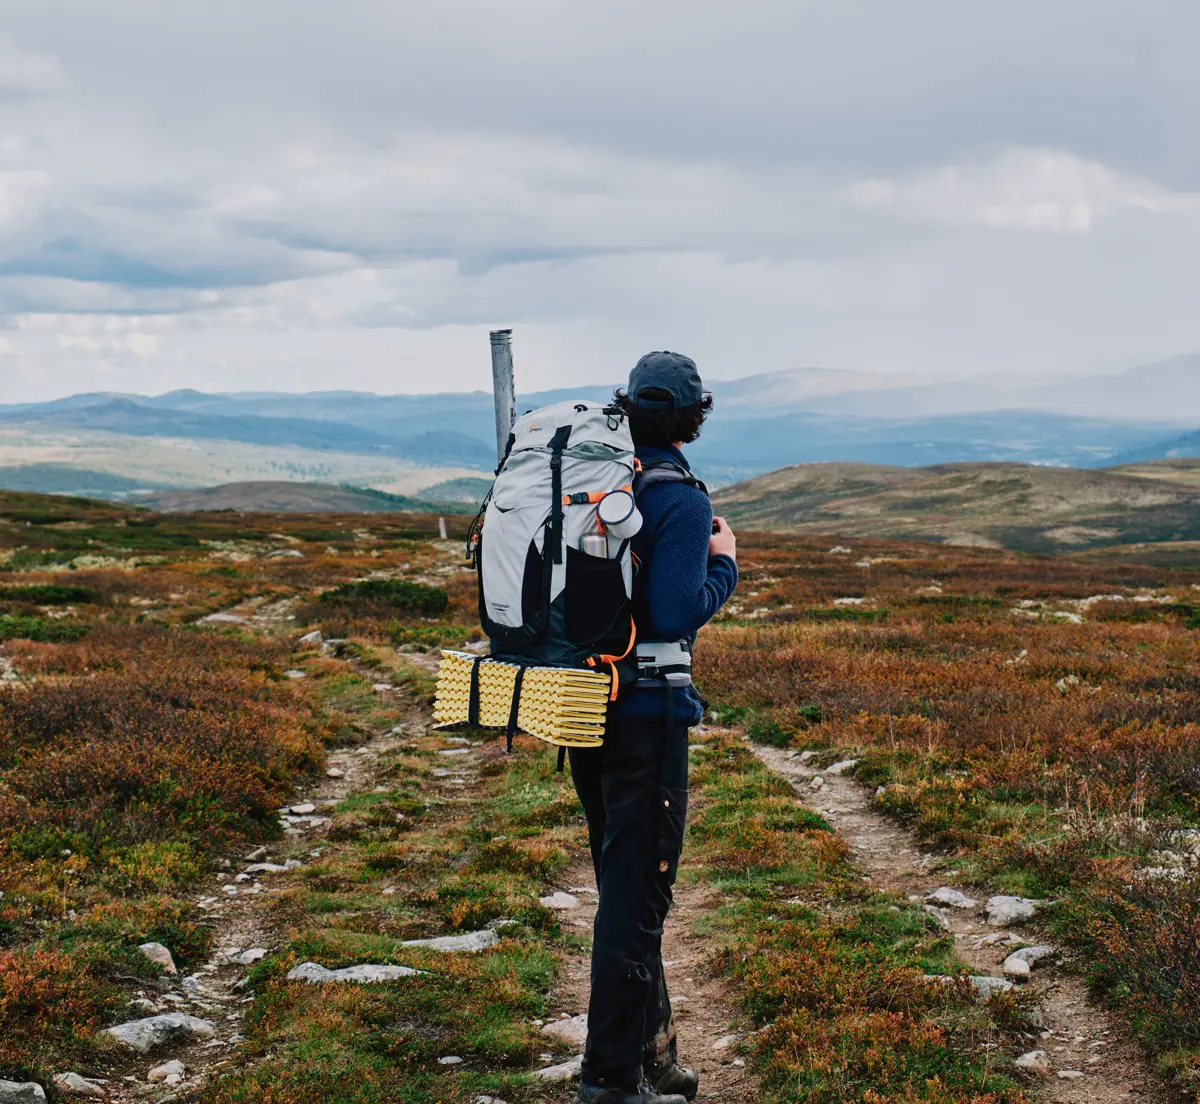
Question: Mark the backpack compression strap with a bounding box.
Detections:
[505,665,526,754]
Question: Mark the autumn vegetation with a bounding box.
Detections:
[2,490,1199,1100]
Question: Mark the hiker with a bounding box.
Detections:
[570,352,739,1104]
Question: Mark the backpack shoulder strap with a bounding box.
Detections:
[633,458,709,498]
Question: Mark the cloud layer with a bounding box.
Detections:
[0,3,1198,401]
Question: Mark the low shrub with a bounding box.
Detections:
[321,579,448,617]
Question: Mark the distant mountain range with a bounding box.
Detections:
[134,481,479,514]
[2,353,1200,498]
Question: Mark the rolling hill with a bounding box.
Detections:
[712,460,1200,554]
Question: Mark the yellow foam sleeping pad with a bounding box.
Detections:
[433,649,611,747]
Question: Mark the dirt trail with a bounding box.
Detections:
[548,857,758,1103]
[102,600,429,1103]
[752,742,1172,1104]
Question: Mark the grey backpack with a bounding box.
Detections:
[468,401,638,679]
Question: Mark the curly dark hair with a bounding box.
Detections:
[613,387,714,447]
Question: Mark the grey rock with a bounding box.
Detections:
[1002,956,1031,979]
[924,974,1015,999]
[148,1060,185,1084]
[1015,1049,1051,1073]
[289,803,316,815]
[712,1033,742,1050]
[922,905,952,931]
[825,759,858,775]
[0,1084,44,1104]
[235,949,269,965]
[286,962,421,984]
[541,1014,588,1046]
[100,1013,217,1053]
[402,929,499,953]
[201,612,246,624]
[244,847,268,861]
[986,895,1041,927]
[53,1076,107,1099]
[927,887,977,909]
[472,1097,508,1104]
[1058,1070,1085,1080]
[1006,944,1057,968]
[299,630,323,645]
[538,892,579,911]
[970,975,1016,999]
[244,862,288,874]
[533,1055,583,1083]
[436,1056,463,1066]
[138,942,177,974]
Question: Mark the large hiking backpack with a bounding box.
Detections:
[468,400,637,684]
[467,399,710,691]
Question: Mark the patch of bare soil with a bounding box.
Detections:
[752,742,1175,1104]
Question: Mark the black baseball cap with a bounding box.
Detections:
[627,351,705,409]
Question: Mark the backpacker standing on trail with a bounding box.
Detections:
[570,352,738,1104]
[467,349,737,1102]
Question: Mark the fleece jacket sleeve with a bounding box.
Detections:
[640,487,739,642]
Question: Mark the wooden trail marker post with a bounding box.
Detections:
[489,328,517,462]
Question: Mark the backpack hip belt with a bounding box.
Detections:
[633,640,693,687]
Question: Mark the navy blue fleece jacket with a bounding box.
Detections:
[614,444,738,723]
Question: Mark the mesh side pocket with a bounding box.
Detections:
[564,545,630,648]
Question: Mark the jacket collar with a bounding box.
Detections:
[635,443,691,471]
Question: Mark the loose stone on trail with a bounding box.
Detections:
[148,1060,186,1084]
[926,887,977,909]
[50,1074,105,1098]
[533,1055,583,1082]
[101,1013,217,1053]
[824,759,858,775]
[539,892,579,911]
[138,941,177,974]
[985,895,1042,926]
[1015,1049,1051,1073]
[540,1014,588,1046]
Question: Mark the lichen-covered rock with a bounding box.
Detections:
[402,929,499,953]
[100,1013,217,1053]
[927,887,977,909]
[985,895,1041,927]
[0,1082,46,1104]
[286,962,421,984]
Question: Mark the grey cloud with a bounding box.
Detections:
[0,2,1198,400]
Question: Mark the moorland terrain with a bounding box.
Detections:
[0,490,1199,1102]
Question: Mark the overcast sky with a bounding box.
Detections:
[1,0,1198,401]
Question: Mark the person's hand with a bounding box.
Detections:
[710,516,737,561]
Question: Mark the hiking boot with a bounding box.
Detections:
[574,1080,689,1104]
[648,1061,699,1101]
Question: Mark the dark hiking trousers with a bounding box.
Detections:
[568,712,689,1091]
